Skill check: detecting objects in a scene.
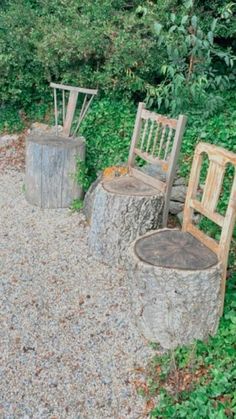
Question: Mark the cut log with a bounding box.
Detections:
[88,175,164,267]
[127,229,222,349]
[25,134,85,208]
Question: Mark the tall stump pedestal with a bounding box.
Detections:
[25,134,85,208]
[88,175,164,267]
[127,229,222,349]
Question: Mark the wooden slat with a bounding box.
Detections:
[131,167,166,193]
[152,123,160,156]
[134,148,168,168]
[164,127,173,160]
[73,94,95,137]
[182,151,203,232]
[50,82,98,95]
[190,199,225,227]
[62,90,66,124]
[141,109,177,129]
[140,119,148,150]
[63,90,78,136]
[53,88,58,136]
[146,119,154,152]
[185,223,219,255]
[158,126,167,158]
[162,114,187,226]
[197,142,236,165]
[128,102,145,167]
[201,160,225,212]
[218,173,236,314]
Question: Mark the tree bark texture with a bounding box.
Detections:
[126,229,222,349]
[25,134,85,208]
[88,180,164,267]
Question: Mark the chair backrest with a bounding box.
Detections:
[128,102,187,226]
[182,142,236,312]
[50,83,98,137]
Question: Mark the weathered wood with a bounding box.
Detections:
[127,103,187,226]
[130,167,166,193]
[135,230,218,270]
[88,104,187,269]
[25,134,85,208]
[88,178,164,266]
[127,143,236,348]
[127,229,222,349]
[50,82,98,95]
[183,142,236,314]
[63,90,78,136]
[162,115,188,226]
[50,82,98,137]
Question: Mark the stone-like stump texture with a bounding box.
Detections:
[127,229,222,349]
[25,134,85,208]
[88,176,164,267]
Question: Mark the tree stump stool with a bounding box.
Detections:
[25,134,85,208]
[88,175,164,267]
[127,229,222,349]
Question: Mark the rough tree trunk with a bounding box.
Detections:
[88,176,164,267]
[127,229,222,349]
[25,134,85,208]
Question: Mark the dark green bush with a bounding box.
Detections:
[0,0,235,113]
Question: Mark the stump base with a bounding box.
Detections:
[88,176,164,267]
[25,133,85,208]
[127,229,222,349]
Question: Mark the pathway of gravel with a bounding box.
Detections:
[0,169,154,419]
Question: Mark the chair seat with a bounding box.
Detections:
[103,174,162,196]
[135,230,218,270]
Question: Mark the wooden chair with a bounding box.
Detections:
[128,142,236,349]
[88,103,187,266]
[128,102,187,226]
[25,83,97,209]
[50,82,98,137]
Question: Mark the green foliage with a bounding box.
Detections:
[0,106,25,133]
[0,0,235,114]
[70,198,84,212]
[145,272,236,418]
[179,92,236,178]
[79,97,136,188]
[149,3,235,114]
[0,2,235,416]
[0,103,50,133]
[75,158,91,192]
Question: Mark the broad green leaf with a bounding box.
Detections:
[191,15,198,29]
[169,25,177,33]
[181,15,189,25]
[154,22,163,35]
[211,18,218,32]
[207,31,214,45]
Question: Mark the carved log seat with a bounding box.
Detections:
[25,134,85,208]
[88,103,187,267]
[88,176,164,267]
[127,142,236,349]
[128,229,221,349]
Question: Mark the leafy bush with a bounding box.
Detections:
[147,1,235,115]
[78,96,136,189]
[0,0,235,113]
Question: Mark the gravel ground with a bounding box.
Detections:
[0,168,155,419]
